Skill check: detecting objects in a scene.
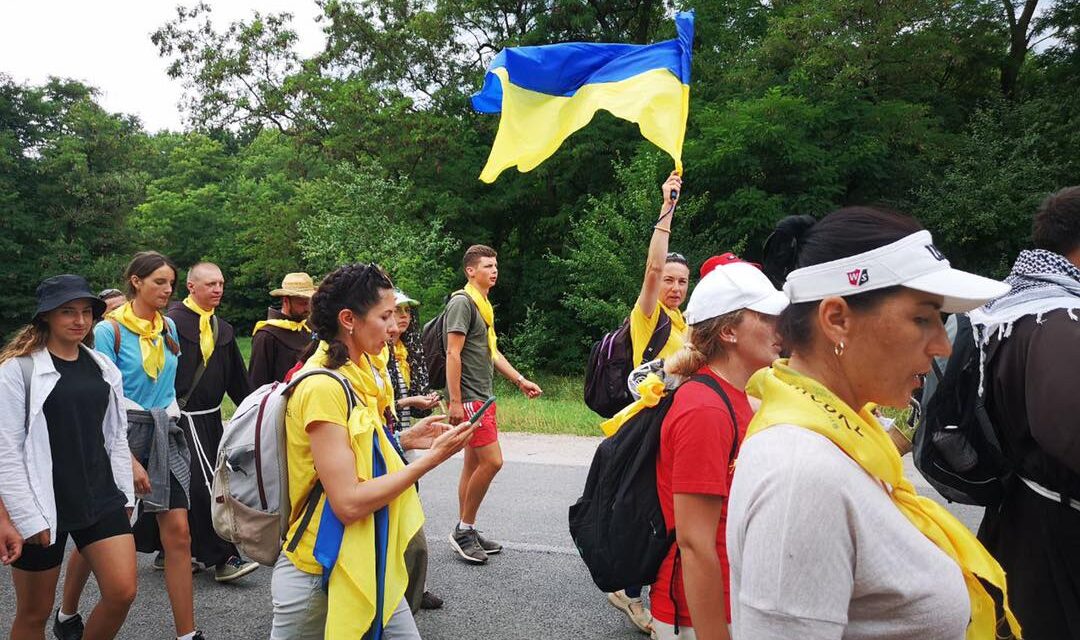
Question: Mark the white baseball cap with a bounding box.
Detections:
[394,289,419,307]
[783,230,1009,313]
[685,259,789,324]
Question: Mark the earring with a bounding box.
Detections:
[349,327,354,336]
[834,341,845,357]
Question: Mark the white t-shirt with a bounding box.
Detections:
[726,426,970,640]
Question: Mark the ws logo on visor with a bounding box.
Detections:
[847,268,870,287]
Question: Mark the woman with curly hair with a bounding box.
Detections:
[270,263,477,639]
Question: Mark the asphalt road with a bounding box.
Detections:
[0,435,984,639]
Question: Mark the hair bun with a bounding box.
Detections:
[762,215,817,287]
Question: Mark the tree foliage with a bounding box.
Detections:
[5,1,1080,373]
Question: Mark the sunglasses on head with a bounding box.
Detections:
[666,252,688,265]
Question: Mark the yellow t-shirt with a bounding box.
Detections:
[282,372,366,574]
[629,302,687,367]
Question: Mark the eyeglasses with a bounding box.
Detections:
[99,288,123,299]
[666,252,688,265]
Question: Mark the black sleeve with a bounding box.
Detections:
[1025,313,1080,475]
[225,338,252,405]
[248,330,273,389]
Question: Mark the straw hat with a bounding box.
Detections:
[270,272,316,298]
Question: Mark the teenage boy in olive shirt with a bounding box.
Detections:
[445,244,542,564]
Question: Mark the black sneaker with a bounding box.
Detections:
[52,611,83,640]
[474,530,503,555]
[420,590,444,610]
[191,632,206,640]
[448,526,488,564]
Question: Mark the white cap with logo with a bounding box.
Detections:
[685,260,790,324]
[783,230,1009,313]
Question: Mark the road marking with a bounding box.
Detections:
[500,541,580,556]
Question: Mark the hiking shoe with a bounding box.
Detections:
[474,530,502,555]
[448,526,488,564]
[152,552,200,573]
[607,590,653,634]
[420,590,444,610]
[214,556,259,583]
[52,611,83,640]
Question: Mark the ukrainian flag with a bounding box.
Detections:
[472,11,694,183]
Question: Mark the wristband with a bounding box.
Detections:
[653,226,670,233]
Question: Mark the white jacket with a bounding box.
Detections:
[0,345,135,539]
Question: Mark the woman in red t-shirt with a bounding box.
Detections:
[649,257,788,640]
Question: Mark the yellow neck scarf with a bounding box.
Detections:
[182,296,215,366]
[463,283,499,361]
[108,302,168,380]
[745,361,1021,640]
[393,340,411,389]
[661,303,688,337]
[301,343,424,638]
[367,345,395,418]
[252,318,309,335]
[599,373,667,437]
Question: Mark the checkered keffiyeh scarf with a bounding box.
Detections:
[969,249,1080,339]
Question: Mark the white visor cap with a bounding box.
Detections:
[783,230,1009,313]
[685,261,790,324]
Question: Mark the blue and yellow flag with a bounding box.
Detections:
[472,11,694,183]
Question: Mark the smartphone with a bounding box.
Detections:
[467,396,497,426]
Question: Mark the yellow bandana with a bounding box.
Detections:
[663,303,688,337]
[369,345,396,418]
[108,302,168,380]
[745,361,1021,640]
[182,296,215,366]
[301,343,424,638]
[598,373,667,437]
[252,318,309,335]
[393,340,411,389]
[464,283,500,361]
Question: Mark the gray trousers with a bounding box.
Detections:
[270,553,421,640]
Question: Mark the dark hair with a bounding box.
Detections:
[123,251,178,298]
[463,244,498,270]
[300,263,395,369]
[1032,186,1080,256]
[122,251,180,354]
[763,207,924,351]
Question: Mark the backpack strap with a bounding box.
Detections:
[107,318,122,357]
[687,373,741,464]
[281,368,361,550]
[17,356,33,434]
[641,311,673,363]
[286,481,324,553]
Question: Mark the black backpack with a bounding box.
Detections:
[421,291,474,390]
[569,374,737,593]
[583,312,672,418]
[913,314,1011,506]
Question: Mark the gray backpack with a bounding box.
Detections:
[211,369,358,566]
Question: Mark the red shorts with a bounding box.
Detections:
[464,399,498,448]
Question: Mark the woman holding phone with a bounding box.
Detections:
[270,263,479,639]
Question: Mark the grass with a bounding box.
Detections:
[224,336,604,436]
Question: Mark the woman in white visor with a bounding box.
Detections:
[726,207,1022,640]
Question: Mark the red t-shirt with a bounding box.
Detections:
[650,367,752,627]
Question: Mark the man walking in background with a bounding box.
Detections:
[444,244,543,564]
[248,272,314,387]
[163,262,256,582]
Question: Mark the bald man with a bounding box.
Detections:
[156,262,257,582]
